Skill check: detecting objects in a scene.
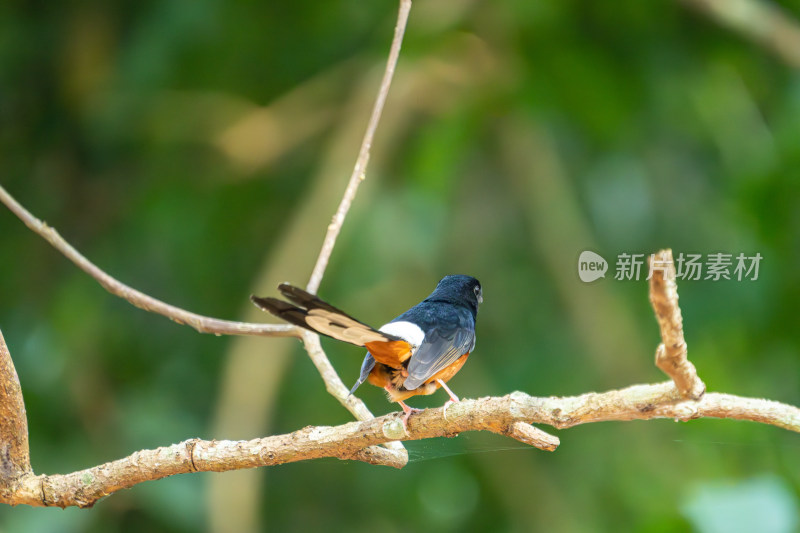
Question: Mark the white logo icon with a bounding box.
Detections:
[578,251,608,282]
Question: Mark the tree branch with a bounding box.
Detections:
[1,246,798,508]
[1,0,796,513]
[649,249,706,400]
[204,7,418,518]
[306,0,412,294]
[0,185,299,338]
[2,380,796,508]
[300,332,408,459]
[0,330,31,500]
[296,0,413,457]
[0,0,416,478]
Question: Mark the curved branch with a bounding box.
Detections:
[3,381,797,508]
[0,185,299,338]
[0,330,31,495]
[0,0,793,512]
[306,0,412,293]
[294,0,414,460]
[0,241,796,509]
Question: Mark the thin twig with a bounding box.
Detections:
[299,0,413,456]
[648,249,706,400]
[0,185,299,338]
[306,0,413,294]
[3,381,797,508]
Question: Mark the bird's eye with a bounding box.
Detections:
[473,285,483,304]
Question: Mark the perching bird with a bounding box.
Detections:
[250,275,481,427]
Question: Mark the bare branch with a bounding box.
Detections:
[0,0,793,510]
[3,381,797,508]
[649,249,706,400]
[0,330,31,493]
[0,237,796,509]
[299,0,414,458]
[503,422,560,451]
[0,0,417,497]
[0,185,299,338]
[306,0,412,293]
[300,332,408,458]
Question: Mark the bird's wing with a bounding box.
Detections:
[403,310,475,390]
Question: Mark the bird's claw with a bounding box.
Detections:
[399,402,422,434]
[442,397,461,420]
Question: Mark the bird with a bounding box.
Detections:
[250,275,482,428]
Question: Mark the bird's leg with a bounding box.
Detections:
[437,379,460,402]
[398,400,421,433]
[385,383,422,433]
[437,379,460,419]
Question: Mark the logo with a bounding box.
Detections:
[578,251,608,283]
[577,251,762,282]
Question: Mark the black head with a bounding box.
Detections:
[427,275,482,313]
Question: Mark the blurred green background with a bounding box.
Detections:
[1,0,799,531]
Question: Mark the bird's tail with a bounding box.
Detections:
[251,283,401,347]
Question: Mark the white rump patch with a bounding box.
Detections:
[379,321,424,349]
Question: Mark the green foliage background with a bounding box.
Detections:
[1,1,799,531]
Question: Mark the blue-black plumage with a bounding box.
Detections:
[251,275,482,425]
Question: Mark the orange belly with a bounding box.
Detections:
[429,352,469,384]
[374,352,470,403]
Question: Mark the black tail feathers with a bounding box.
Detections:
[250,284,400,347]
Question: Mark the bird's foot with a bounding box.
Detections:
[399,401,422,434]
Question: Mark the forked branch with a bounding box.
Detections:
[0,245,798,507]
[649,249,706,399]
[1,379,797,508]
[0,0,798,513]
